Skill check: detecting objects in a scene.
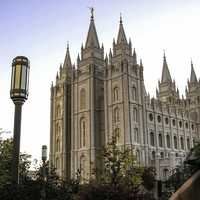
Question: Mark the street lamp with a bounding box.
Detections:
[10,56,30,185]
[41,145,47,200]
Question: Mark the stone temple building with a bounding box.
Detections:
[49,11,200,181]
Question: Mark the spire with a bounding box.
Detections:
[116,13,128,45]
[133,48,137,65]
[161,52,172,83]
[63,42,72,68]
[190,60,197,82]
[85,8,100,48]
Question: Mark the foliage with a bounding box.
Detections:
[160,140,200,200]
[93,136,156,199]
[0,138,13,186]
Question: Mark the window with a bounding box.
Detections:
[113,87,119,102]
[55,157,60,169]
[165,117,169,125]
[114,128,120,143]
[152,151,156,160]
[172,119,176,126]
[80,118,86,148]
[80,88,86,110]
[56,105,61,117]
[158,134,163,147]
[191,124,194,130]
[185,122,188,129]
[157,115,161,123]
[133,108,138,122]
[56,138,60,152]
[134,128,139,143]
[174,136,178,149]
[160,152,164,159]
[187,138,190,150]
[132,86,136,100]
[166,135,170,148]
[114,107,120,123]
[180,137,184,150]
[150,132,155,146]
[136,150,140,163]
[149,113,153,121]
[179,121,182,128]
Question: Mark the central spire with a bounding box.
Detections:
[161,52,172,83]
[85,8,100,48]
[117,14,128,45]
[190,60,197,82]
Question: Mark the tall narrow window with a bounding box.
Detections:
[180,137,184,150]
[80,88,86,110]
[136,150,140,163]
[114,128,120,143]
[187,138,190,150]
[113,87,119,102]
[132,86,136,100]
[166,135,170,148]
[174,136,178,149]
[114,107,120,123]
[56,138,60,152]
[80,118,86,148]
[158,134,163,147]
[134,128,139,143]
[56,105,61,117]
[133,108,138,122]
[150,132,155,146]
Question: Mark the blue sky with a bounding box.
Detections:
[1,0,200,162]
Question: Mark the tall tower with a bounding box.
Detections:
[70,9,105,179]
[50,44,72,179]
[104,16,147,165]
[158,53,179,103]
[186,61,200,138]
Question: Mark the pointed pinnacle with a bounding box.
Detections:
[120,12,122,24]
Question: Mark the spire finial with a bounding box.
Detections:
[67,41,69,51]
[163,49,166,59]
[120,12,122,24]
[89,7,94,20]
[191,58,193,66]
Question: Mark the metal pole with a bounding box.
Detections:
[11,101,23,185]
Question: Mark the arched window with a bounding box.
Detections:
[114,128,120,143]
[134,128,139,143]
[152,151,156,160]
[56,138,60,152]
[187,138,190,150]
[166,135,170,148]
[180,137,184,150]
[56,105,61,117]
[80,118,86,148]
[113,87,119,102]
[132,86,136,100]
[150,132,155,146]
[55,157,60,169]
[174,136,178,149]
[133,108,138,122]
[158,134,163,147]
[56,123,61,138]
[114,107,120,123]
[80,88,86,110]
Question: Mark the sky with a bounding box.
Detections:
[1,0,200,162]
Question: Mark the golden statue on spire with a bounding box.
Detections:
[89,7,94,19]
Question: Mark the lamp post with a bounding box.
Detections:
[41,145,47,200]
[10,56,30,185]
